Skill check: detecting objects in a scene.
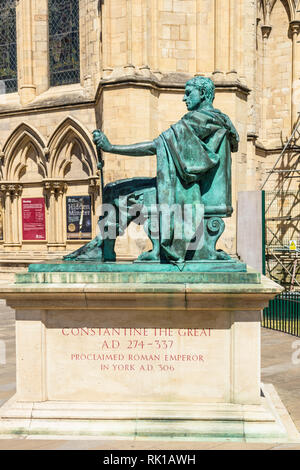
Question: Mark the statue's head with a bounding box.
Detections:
[183,76,215,111]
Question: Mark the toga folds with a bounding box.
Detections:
[64,104,239,263]
[154,105,239,262]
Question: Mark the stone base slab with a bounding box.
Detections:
[17,269,259,285]
[20,260,255,284]
[0,385,299,442]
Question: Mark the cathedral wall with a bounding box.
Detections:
[0,0,297,261]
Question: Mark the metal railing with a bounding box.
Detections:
[262,291,300,336]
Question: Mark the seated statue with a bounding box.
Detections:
[64,76,239,264]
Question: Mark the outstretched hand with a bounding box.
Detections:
[93,130,112,152]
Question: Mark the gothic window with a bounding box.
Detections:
[0,0,17,94]
[48,0,80,87]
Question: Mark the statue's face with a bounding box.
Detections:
[183,85,203,111]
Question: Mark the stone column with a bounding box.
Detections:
[0,185,12,245]
[0,189,4,242]
[101,0,113,77]
[126,0,133,66]
[141,0,149,68]
[234,0,245,78]
[1,184,22,249]
[214,0,230,72]
[44,181,66,250]
[150,0,159,72]
[290,21,300,129]
[130,0,143,67]
[261,25,272,141]
[10,184,22,246]
[228,0,236,73]
[80,0,101,90]
[55,182,66,246]
[17,0,36,105]
[32,0,49,95]
[44,182,56,245]
[88,176,100,238]
[196,0,215,73]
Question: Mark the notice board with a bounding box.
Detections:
[66,196,92,239]
[22,198,46,241]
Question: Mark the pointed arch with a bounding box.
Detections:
[47,116,97,179]
[295,0,300,20]
[263,0,293,144]
[269,0,296,20]
[257,0,267,23]
[2,123,47,181]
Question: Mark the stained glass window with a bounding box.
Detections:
[49,0,80,87]
[0,0,17,94]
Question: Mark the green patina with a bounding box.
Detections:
[18,261,260,284]
[59,76,240,271]
[28,260,246,273]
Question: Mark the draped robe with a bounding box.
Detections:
[64,104,239,263]
[154,105,239,262]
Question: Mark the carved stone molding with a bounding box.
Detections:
[261,25,272,40]
[0,183,23,197]
[43,147,50,159]
[43,180,67,195]
[88,176,100,195]
[96,70,251,101]
[290,20,300,36]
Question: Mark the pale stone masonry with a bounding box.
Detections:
[0,0,299,260]
[0,276,293,441]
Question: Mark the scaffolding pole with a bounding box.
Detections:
[262,115,300,291]
[261,114,300,190]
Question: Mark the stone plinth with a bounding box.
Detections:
[0,272,298,442]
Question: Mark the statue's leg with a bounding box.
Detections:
[63,183,119,261]
[64,178,158,262]
[136,220,160,262]
[63,221,105,261]
[135,184,160,262]
[102,178,160,262]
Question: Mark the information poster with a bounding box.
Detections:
[22,198,46,241]
[66,196,92,239]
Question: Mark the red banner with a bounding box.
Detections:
[22,198,46,241]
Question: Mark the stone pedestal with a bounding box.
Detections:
[0,270,298,442]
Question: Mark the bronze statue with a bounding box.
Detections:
[65,76,239,264]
